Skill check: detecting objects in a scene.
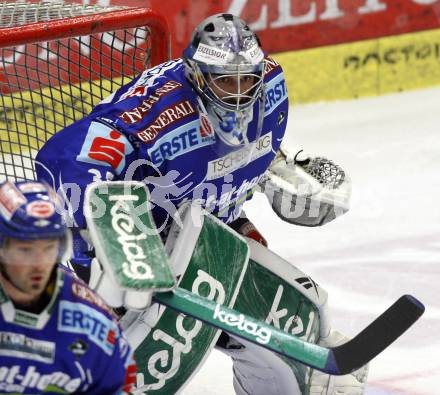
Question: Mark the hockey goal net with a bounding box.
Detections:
[0,1,170,181]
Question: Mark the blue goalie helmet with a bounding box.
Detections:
[0,181,71,261]
[183,13,265,150]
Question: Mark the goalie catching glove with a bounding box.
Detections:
[259,146,351,226]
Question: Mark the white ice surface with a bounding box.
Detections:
[182,86,440,395]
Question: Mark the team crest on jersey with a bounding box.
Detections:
[76,122,134,175]
[68,339,89,358]
[136,100,196,143]
[277,111,286,125]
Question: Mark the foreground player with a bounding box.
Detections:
[36,13,365,394]
[0,180,136,394]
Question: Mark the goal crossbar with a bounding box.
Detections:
[0,7,170,66]
[0,2,170,181]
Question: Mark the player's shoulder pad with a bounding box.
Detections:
[262,55,288,115]
[116,77,196,126]
[112,62,199,145]
[36,114,93,163]
[63,270,117,319]
[263,56,284,82]
[117,59,189,105]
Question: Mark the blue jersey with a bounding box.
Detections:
[0,268,135,394]
[36,57,288,265]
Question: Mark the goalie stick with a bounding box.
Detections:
[155,288,424,375]
[85,181,424,375]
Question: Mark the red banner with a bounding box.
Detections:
[18,0,436,58]
[136,0,440,57]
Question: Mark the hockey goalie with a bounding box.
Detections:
[36,13,374,394]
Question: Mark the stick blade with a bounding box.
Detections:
[329,295,425,375]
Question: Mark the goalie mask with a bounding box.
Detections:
[0,181,71,263]
[183,13,265,155]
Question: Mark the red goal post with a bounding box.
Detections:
[0,2,170,181]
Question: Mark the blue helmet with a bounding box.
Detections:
[0,181,70,261]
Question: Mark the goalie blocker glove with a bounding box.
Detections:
[259,146,351,227]
[88,257,153,310]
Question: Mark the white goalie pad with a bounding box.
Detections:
[120,203,250,394]
[217,238,333,395]
[245,238,331,338]
[260,148,351,226]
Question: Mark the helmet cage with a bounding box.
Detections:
[201,66,264,112]
[184,14,265,112]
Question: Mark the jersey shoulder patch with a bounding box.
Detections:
[68,275,115,317]
[76,121,134,175]
[264,56,283,80]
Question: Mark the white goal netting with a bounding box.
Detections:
[0,1,169,181]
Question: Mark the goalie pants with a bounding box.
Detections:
[216,333,302,395]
